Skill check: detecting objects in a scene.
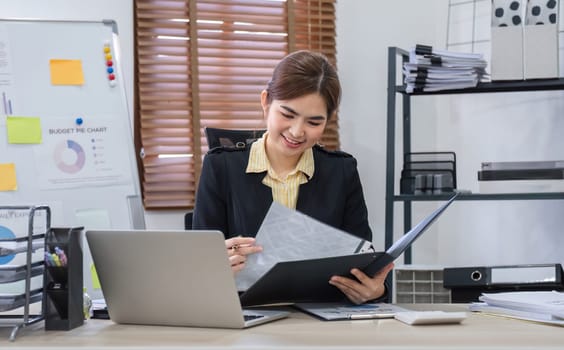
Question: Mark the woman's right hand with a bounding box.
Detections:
[225,237,262,273]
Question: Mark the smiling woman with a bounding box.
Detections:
[192,50,393,305]
[133,0,340,210]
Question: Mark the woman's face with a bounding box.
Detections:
[261,91,328,161]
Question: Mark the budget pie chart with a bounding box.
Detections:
[54,139,86,174]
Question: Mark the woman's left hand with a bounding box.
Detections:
[329,262,394,304]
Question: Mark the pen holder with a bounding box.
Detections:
[43,227,84,331]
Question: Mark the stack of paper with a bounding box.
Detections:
[403,44,489,93]
[469,291,564,326]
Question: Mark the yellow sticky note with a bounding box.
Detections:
[0,163,17,191]
[91,264,101,289]
[50,59,85,85]
[6,116,42,144]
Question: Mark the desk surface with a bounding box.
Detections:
[1,304,563,349]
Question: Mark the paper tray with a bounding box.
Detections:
[0,261,44,283]
[0,288,43,312]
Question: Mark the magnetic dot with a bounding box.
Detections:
[105,54,112,60]
[549,14,556,23]
[547,0,557,9]
[108,73,115,80]
[104,47,110,53]
[495,8,504,18]
[512,15,521,25]
[106,60,113,67]
[107,67,114,74]
[510,1,519,10]
[109,80,117,87]
[532,6,541,16]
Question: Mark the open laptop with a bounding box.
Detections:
[86,229,289,328]
[240,192,459,306]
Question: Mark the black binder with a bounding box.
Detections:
[443,263,564,303]
[239,193,459,307]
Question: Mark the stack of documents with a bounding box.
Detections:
[469,291,564,326]
[404,44,488,93]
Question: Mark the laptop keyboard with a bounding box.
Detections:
[244,314,264,322]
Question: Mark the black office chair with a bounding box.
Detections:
[204,127,266,149]
[184,211,193,230]
[187,128,266,229]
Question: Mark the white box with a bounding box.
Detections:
[523,24,559,79]
[479,179,564,193]
[491,26,524,81]
[393,265,451,304]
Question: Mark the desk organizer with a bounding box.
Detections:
[400,152,457,195]
[0,205,50,341]
[43,226,84,331]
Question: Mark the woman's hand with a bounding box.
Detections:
[329,263,394,304]
[225,236,262,273]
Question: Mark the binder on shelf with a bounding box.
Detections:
[481,160,564,171]
[443,263,564,303]
[477,168,564,181]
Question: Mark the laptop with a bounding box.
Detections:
[86,229,289,328]
[240,193,459,307]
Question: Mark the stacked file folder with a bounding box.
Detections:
[403,44,488,93]
[478,160,564,193]
[469,291,564,326]
[478,160,564,181]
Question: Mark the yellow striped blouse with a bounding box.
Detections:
[246,134,314,209]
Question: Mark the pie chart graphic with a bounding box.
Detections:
[54,140,86,174]
[0,225,16,264]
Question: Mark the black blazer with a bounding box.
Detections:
[192,144,372,242]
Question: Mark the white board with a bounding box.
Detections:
[0,19,143,230]
[0,19,144,297]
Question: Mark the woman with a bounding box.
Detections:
[193,50,392,304]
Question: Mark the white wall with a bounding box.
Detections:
[336,0,450,255]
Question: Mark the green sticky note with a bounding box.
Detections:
[6,116,42,144]
[91,263,101,289]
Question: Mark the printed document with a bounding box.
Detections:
[469,291,564,326]
[235,202,369,291]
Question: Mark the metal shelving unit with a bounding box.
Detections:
[385,46,564,263]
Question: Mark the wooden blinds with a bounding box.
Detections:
[134,0,338,209]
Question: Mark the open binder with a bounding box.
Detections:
[240,193,459,307]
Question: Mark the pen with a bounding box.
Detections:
[349,313,396,320]
[52,253,61,267]
[44,251,54,266]
[54,246,68,266]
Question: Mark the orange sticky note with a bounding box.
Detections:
[0,163,17,191]
[50,59,85,85]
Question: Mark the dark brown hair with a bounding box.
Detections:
[265,50,341,119]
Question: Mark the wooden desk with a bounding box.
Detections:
[1,304,563,349]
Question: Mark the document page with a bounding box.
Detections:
[479,291,564,319]
[235,202,369,291]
